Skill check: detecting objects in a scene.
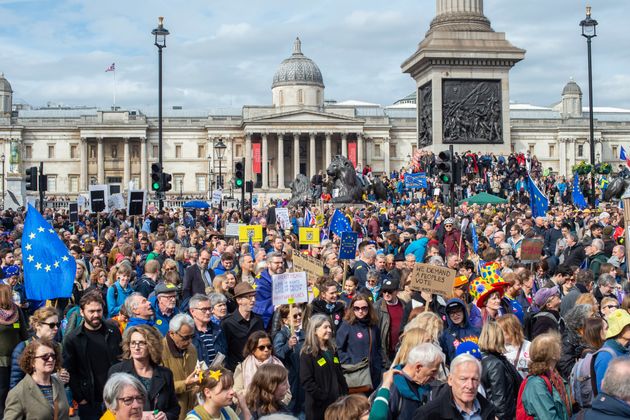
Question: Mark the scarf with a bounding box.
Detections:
[241,355,286,392]
[166,334,185,358]
[548,369,572,417]
[0,304,18,325]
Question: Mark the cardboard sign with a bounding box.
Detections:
[299,227,320,245]
[339,231,358,260]
[408,263,456,296]
[272,271,308,306]
[69,203,79,223]
[238,225,263,243]
[127,190,146,216]
[275,208,291,230]
[107,193,125,211]
[226,223,246,238]
[292,253,325,284]
[89,185,108,213]
[212,190,222,207]
[520,238,544,263]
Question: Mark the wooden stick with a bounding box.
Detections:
[289,303,295,337]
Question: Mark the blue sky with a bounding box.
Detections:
[0,0,627,111]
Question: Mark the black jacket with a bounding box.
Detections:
[182,264,215,301]
[304,299,346,332]
[108,359,180,420]
[62,320,122,404]
[531,309,563,340]
[414,385,496,420]
[558,327,588,378]
[299,350,348,420]
[562,243,586,268]
[480,352,522,420]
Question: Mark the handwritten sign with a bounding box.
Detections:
[275,208,291,230]
[299,227,320,245]
[238,225,263,243]
[292,253,325,284]
[339,231,358,260]
[272,272,308,306]
[408,263,456,296]
[520,238,544,263]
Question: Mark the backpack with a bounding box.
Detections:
[523,310,557,341]
[569,347,617,409]
[516,374,553,420]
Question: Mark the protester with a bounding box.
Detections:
[497,314,530,378]
[188,294,227,368]
[439,298,481,364]
[102,372,147,420]
[326,394,370,420]
[185,367,247,420]
[245,363,292,419]
[593,309,630,394]
[585,357,630,418]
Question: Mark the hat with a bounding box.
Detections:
[606,309,630,339]
[603,226,614,238]
[2,265,20,278]
[455,341,482,360]
[233,282,256,298]
[381,278,399,292]
[470,276,508,308]
[446,300,466,313]
[154,283,178,295]
[533,286,560,308]
[581,236,593,247]
[453,275,469,289]
[393,253,405,262]
[444,218,455,225]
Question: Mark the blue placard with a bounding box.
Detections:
[339,232,359,260]
[405,172,427,189]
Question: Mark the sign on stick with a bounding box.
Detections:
[408,263,456,296]
[272,272,308,306]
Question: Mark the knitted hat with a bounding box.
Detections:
[2,265,20,278]
[606,309,630,339]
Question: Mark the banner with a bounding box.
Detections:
[253,142,262,174]
[292,253,324,284]
[225,223,245,238]
[347,142,357,168]
[272,272,308,306]
[107,193,125,211]
[405,172,428,189]
[339,231,358,260]
[299,227,320,245]
[238,225,263,243]
[69,203,79,223]
[520,238,544,263]
[408,263,456,296]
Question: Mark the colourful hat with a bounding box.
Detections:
[453,275,468,289]
[533,286,560,308]
[470,276,508,308]
[455,341,482,360]
[480,261,504,284]
[2,265,20,278]
[606,309,630,339]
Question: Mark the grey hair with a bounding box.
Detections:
[258,415,299,420]
[266,252,283,262]
[598,273,616,287]
[123,293,143,316]
[601,357,630,400]
[187,247,198,255]
[407,343,445,367]
[169,313,195,333]
[103,372,146,412]
[450,353,482,377]
[564,304,593,333]
[367,269,379,280]
[591,238,605,251]
[165,240,177,248]
[188,293,210,310]
[208,292,228,308]
[427,255,445,266]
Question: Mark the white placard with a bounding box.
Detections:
[275,207,290,229]
[272,272,308,306]
[225,223,246,237]
[107,193,125,211]
[212,190,222,206]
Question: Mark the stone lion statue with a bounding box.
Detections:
[327,155,366,203]
[287,174,314,207]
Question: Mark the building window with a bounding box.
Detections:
[69,176,79,192]
[612,146,618,159]
[175,145,182,159]
[89,145,96,159]
[279,91,284,106]
[529,144,535,155]
[48,145,55,159]
[25,145,32,159]
[578,144,584,157]
[549,145,555,157]
[47,175,57,192]
[132,145,140,159]
[374,144,381,157]
[196,174,206,192]
[316,90,321,105]
[152,145,158,158]
[70,145,78,159]
[297,89,303,104]
[411,144,418,156]
[197,144,205,158]
[235,144,243,157]
[389,143,396,159]
[174,174,184,192]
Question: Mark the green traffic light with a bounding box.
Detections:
[152,182,160,190]
[235,179,243,187]
[440,174,452,183]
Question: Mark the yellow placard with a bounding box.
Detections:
[238,225,263,243]
[299,227,320,245]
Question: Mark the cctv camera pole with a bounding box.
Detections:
[450,145,455,217]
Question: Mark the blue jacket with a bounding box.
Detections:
[586,392,630,419]
[439,298,481,364]
[405,238,429,263]
[336,320,383,389]
[383,365,435,420]
[106,281,134,318]
[150,299,179,336]
[191,322,227,366]
[594,339,629,393]
[213,262,235,277]
[125,317,155,331]
[253,270,274,328]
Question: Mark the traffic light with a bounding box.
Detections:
[25,166,38,191]
[245,180,253,193]
[437,150,454,184]
[161,172,172,192]
[234,159,244,189]
[151,163,163,192]
[39,174,48,192]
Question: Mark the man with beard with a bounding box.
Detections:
[63,292,122,420]
[253,252,285,328]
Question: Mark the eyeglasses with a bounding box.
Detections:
[603,305,619,310]
[193,307,212,312]
[159,295,177,301]
[445,225,453,228]
[353,306,369,312]
[129,341,147,348]
[35,353,56,362]
[164,267,176,272]
[117,395,145,406]
[256,345,273,351]
[176,332,195,341]
[41,321,60,329]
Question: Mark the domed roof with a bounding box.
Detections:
[0,73,12,93]
[272,38,324,89]
[562,78,582,96]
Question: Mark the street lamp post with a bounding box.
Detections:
[207,154,212,200]
[580,6,598,206]
[214,138,227,211]
[152,16,169,211]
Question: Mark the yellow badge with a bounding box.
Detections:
[156,319,162,325]
[317,358,327,367]
[12,323,19,329]
[333,357,340,364]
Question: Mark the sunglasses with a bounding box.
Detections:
[176,332,195,341]
[35,353,56,362]
[292,313,303,319]
[41,321,60,329]
[603,305,619,310]
[353,306,369,312]
[257,344,273,351]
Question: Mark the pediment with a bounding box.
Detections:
[247,110,361,124]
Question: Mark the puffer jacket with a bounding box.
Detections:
[557,327,588,378]
[438,298,480,364]
[481,351,522,420]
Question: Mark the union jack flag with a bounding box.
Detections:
[105,63,115,72]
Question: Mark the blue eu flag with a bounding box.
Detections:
[471,223,479,253]
[572,173,588,210]
[329,209,352,237]
[22,204,76,300]
[527,176,549,218]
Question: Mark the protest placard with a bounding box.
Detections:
[339,231,358,260]
[238,225,263,243]
[408,263,456,296]
[127,190,146,216]
[272,272,308,306]
[520,238,544,263]
[292,253,324,283]
[275,208,291,230]
[226,223,245,238]
[89,185,108,212]
[299,227,320,245]
[69,203,79,223]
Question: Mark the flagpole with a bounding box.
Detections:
[113,68,117,108]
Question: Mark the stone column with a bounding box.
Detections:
[123,137,130,188]
[383,137,391,174]
[293,133,300,178]
[245,133,252,182]
[97,137,105,184]
[436,0,483,15]
[357,132,364,169]
[261,133,269,189]
[140,137,147,189]
[341,133,348,157]
[309,132,316,178]
[277,133,285,188]
[80,137,88,191]
[558,138,567,176]
[325,132,332,170]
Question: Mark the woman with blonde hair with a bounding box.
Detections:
[497,314,530,378]
[390,327,433,367]
[403,311,443,345]
[479,320,522,420]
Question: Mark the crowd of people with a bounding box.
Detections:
[0,154,629,419]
